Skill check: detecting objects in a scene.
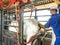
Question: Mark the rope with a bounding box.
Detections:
[30,10,32,19]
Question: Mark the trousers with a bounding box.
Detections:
[54,37,60,45]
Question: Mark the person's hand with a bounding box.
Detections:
[38,23,45,29]
[40,28,45,32]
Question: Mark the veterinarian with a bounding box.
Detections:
[44,7,60,45]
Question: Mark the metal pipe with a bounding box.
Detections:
[0,9,3,45]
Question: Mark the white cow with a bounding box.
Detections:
[24,19,39,45]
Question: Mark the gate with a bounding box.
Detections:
[0,8,23,45]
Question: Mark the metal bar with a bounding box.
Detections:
[35,9,37,20]
[58,5,60,14]
[24,15,51,17]
[39,21,48,22]
[19,6,24,45]
[10,39,11,45]
[24,8,50,12]
[0,9,3,45]
[3,35,17,42]
[25,5,34,9]
[4,24,18,27]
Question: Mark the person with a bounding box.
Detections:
[24,7,60,45]
[45,7,60,45]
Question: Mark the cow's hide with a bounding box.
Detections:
[24,19,39,36]
[24,19,39,45]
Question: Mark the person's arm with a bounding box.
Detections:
[39,18,53,29]
[38,22,45,29]
[45,18,53,28]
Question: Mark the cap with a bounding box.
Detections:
[50,6,58,10]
